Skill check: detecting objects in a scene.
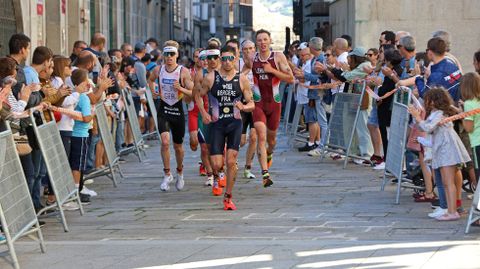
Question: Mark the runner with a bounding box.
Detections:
[240,39,257,179]
[149,40,194,191]
[188,48,207,175]
[194,45,221,187]
[198,45,254,210]
[244,29,295,187]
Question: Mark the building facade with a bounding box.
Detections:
[0,0,253,60]
[293,0,330,43]
[329,0,480,72]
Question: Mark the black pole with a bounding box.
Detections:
[169,0,174,40]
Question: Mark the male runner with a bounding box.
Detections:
[188,48,208,175]
[244,29,295,187]
[194,45,223,187]
[199,45,254,210]
[149,40,194,191]
[239,39,257,179]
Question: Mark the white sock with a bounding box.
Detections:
[308,142,315,146]
[315,141,321,145]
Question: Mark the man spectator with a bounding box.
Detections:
[379,30,396,46]
[7,33,30,98]
[145,37,159,53]
[70,40,87,63]
[397,35,417,79]
[432,30,463,73]
[341,34,353,51]
[121,43,133,58]
[395,31,411,45]
[84,33,107,83]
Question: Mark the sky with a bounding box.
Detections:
[253,0,293,51]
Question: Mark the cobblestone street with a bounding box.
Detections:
[2,129,480,269]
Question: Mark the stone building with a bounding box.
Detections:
[329,0,480,72]
[0,0,253,60]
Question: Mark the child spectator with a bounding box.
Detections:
[409,88,470,221]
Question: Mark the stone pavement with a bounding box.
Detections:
[2,130,480,269]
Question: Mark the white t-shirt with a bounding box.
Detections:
[296,58,311,105]
[333,51,349,94]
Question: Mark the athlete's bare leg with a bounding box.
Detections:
[254,121,268,170]
[160,132,171,173]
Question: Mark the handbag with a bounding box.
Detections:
[13,134,32,156]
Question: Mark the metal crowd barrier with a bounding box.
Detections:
[30,109,84,232]
[143,89,161,139]
[0,121,46,269]
[320,81,367,168]
[283,83,294,133]
[381,87,412,204]
[465,187,480,233]
[119,88,146,162]
[84,103,123,186]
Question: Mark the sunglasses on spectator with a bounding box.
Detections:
[207,55,219,60]
[221,56,235,62]
[163,52,176,57]
[396,45,403,49]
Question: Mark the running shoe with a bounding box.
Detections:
[267,154,273,169]
[160,174,174,191]
[212,181,223,196]
[199,162,207,176]
[373,162,385,170]
[262,172,273,188]
[175,173,185,191]
[244,169,256,179]
[204,175,214,186]
[218,172,226,187]
[223,194,237,211]
[308,148,322,157]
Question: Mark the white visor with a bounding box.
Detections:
[199,50,207,58]
[206,49,220,56]
[163,46,178,53]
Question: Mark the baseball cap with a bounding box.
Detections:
[134,42,146,51]
[348,47,367,57]
[298,42,309,50]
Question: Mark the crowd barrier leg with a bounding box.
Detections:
[288,104,303,147]
[283,84,294,133]
[465,187,480,233]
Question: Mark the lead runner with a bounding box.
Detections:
[199,45,254,210]
[244,29,295,187]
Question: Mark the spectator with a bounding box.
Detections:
[7,33,30,99]
[121,43,133,58]
[398,35,417,79]
[145,37,159,53]
[432,30,463,73]
[70,40,87,63]
[379,30,396,46]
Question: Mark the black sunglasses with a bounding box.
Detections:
[207,55,219,60]
[163,51,176,57]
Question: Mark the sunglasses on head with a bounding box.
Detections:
[163,51,176,57]
[221,55,235,62]
[206,55,219,60]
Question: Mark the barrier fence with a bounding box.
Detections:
[30,110,84,232]
[0,121,45,269]
[380,87,412,204]
[119,88,146,161]
[84,103,123,186]
[320,81,367,168]
[143,89,161,140]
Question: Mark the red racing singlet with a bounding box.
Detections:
[252,52,281,103]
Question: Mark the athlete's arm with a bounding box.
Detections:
[238,74,255,112]
[197,72,214,124]
[174,68,194,102]
[265,52,294,84]
[148,66,160,96]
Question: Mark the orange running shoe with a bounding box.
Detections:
[212,181,223,196]
[218,172,226,187]
[223,193,237,210]
[267,154,273,169]
[199,162,207,176]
